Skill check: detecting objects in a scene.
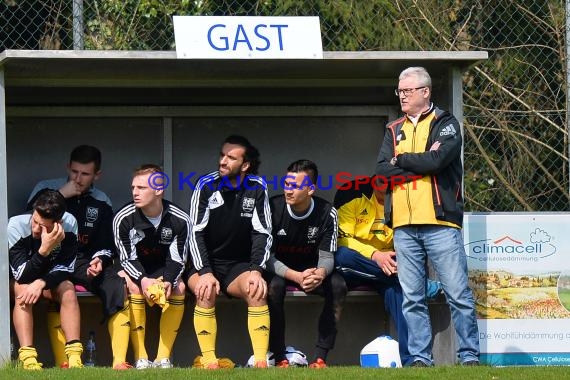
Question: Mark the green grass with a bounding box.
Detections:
[558,288,570,309]
[1,365,570,380]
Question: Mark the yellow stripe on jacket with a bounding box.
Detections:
[392,114,459,229]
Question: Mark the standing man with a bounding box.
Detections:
[266,159,346,368]
[376,66,479,366]
[9,190,83,369]
[185,135,272,369]
[27,145,131,369]
[113,164,189,369]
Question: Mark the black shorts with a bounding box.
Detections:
[73,259,126,318]
[184,260,252,295]
[142,267,183,286]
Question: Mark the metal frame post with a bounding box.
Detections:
[0,68,11,364]
[73,0,84,50]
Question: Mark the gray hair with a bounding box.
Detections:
[399,67,432,88]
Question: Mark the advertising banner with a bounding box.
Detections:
[464,213,570,366]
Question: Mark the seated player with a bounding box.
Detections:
[113,164,189,369]
[265,159,347,368]
[185,135,272,369]
[9,190,83,369]
[27,145,131,369]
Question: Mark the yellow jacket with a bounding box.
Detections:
[375,105,464,228]
[333,179,393,259]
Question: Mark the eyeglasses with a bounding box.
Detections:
[394,87,426,97]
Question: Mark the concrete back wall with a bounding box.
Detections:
[7,114,387,214]
[172,116,386,209]
[6,117,162,215]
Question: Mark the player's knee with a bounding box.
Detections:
[57,282,79,304]
[12,282,26,297]
[195,296,216,309]
[172,280,186,296]
[58,280,75,291]
[245,293,267,307]
[127,283,142,295]
[247,299,267,308]
[185,273,200,292]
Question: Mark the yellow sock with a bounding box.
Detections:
[248,305,270,363]
[64,342,83,368]
[193,305,217,366]
[129,294,148,360]
[156,295,185,361]
[108,299,131,367]
[18,346,43,370]
[46,304,67,367]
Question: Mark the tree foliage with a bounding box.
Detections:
[2,0,568,211]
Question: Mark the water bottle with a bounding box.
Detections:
[84,331,96,367]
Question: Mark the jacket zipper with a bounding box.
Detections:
[407,124,417,225]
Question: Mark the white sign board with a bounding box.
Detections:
[173,16,323,59]
[464,213,570,366]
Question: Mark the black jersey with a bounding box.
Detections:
[188,171,272,275]
[8,212,78,289]
[27,178,115,266]
[113,199,190,286]
[270,195,338,271]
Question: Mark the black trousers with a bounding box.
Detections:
[266,271,347,361]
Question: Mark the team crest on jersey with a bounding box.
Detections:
[307,226,319,241]
[160,227,173,244]
[242,197,255,212]
[86,207,99,223]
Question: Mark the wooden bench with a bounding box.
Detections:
[63,284,452,367]
[74,284,381,298]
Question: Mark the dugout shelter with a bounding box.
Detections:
[0,49,487,365]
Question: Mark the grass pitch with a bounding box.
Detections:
[1,364,569,380]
